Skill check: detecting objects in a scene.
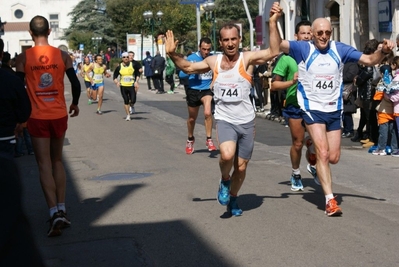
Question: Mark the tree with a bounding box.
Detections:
[209,0,258,48]
[105,0,197,52]
[63,0,115,53]
[64,0,258,54]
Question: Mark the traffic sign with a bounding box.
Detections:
[180,0,206,4]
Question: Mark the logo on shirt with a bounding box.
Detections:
[318,63,331,67]
[39,73,53,88]
[315,75,334,80]
[39,55,49,64]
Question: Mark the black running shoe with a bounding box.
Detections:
[47,212,63,237]
[58,210,71,228]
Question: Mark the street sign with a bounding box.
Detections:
[378,0,392,32]
[180,0,206,4]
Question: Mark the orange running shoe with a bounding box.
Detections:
[186,138,195,154]
[206,139,217,151]
[325,197,343,216]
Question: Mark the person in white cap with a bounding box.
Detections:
[113,52,138,121]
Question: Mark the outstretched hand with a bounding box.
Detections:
[165,30,179,54]
[269,2,283,21]
[381,39,395,54]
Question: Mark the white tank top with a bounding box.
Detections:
[213,53,254,124]
[297,41,344,112]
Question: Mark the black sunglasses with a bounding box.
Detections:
[315,30,332,37]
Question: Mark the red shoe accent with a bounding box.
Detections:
[186,139,195,154]
[325,197,343,216]
[206,139,217,151]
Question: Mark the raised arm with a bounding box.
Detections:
[165,30,211,74]
[358,39,395,66]
[246,2,283,66]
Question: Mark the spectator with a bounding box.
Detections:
[143,51,154,90]
[165,55,176,94]
[151,50,166,94]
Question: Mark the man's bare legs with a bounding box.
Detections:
[305,124,341,195]
[289,118,305,169]
[31,134,66,209]
[96,86,104,113]
[218,140,248,216]
[86,87,91,100]
[187,106,200,138]
[201,95,214,138]
[187,95,213,138]
[186,94,216,153]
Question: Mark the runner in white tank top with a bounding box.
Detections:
[213,53,254,124]
[165,3,284,217]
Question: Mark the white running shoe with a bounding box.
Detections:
[125,115,131,121]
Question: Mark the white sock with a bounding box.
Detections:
[325,194,334,204]
[49,206,58,217]
[57,203,66,213]
[292,168,300,175]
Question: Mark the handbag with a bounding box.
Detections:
[343,83,355,101]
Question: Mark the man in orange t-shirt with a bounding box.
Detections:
[15,15,81,237]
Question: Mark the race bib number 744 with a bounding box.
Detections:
[218,84,243,102]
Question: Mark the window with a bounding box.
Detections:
[14,9,24,19]
[49,14,59,32]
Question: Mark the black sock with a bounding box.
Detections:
[207,136,212,140]
[188,136,195,141]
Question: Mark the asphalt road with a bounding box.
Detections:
[15,77,399,267]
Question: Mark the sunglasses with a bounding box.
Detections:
[122,56,129,58]
[315,30,332,37]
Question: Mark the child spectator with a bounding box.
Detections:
[387,56,399,157]
[372,65,398,156]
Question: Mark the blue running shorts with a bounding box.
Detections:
[301,110,342,131]
[283,104,302,119]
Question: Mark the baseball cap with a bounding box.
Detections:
[122,52,129,57]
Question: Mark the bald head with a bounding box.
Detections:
[311,18,332,51]
[311,18,331,32]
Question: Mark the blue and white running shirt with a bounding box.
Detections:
[289,40,362,112]
[179,51,213,90]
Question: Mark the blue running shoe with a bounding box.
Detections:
[307,164,320,186]
[217,179,230,206]
[227,196,242,216]
[290,174,303,191]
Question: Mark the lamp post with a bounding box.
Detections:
[143,10,163,56]
[91,36,102,54]
[203,0,217,52]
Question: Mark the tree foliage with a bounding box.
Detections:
[64,0,259,53]
[105,0,197,51]
[64,0,115,52]
[214,0,259,48]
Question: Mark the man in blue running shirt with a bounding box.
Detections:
[279,18,395,216]
[179,37,217,154]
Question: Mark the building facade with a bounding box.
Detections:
[259,0,399,51]
[1,0,80,56]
